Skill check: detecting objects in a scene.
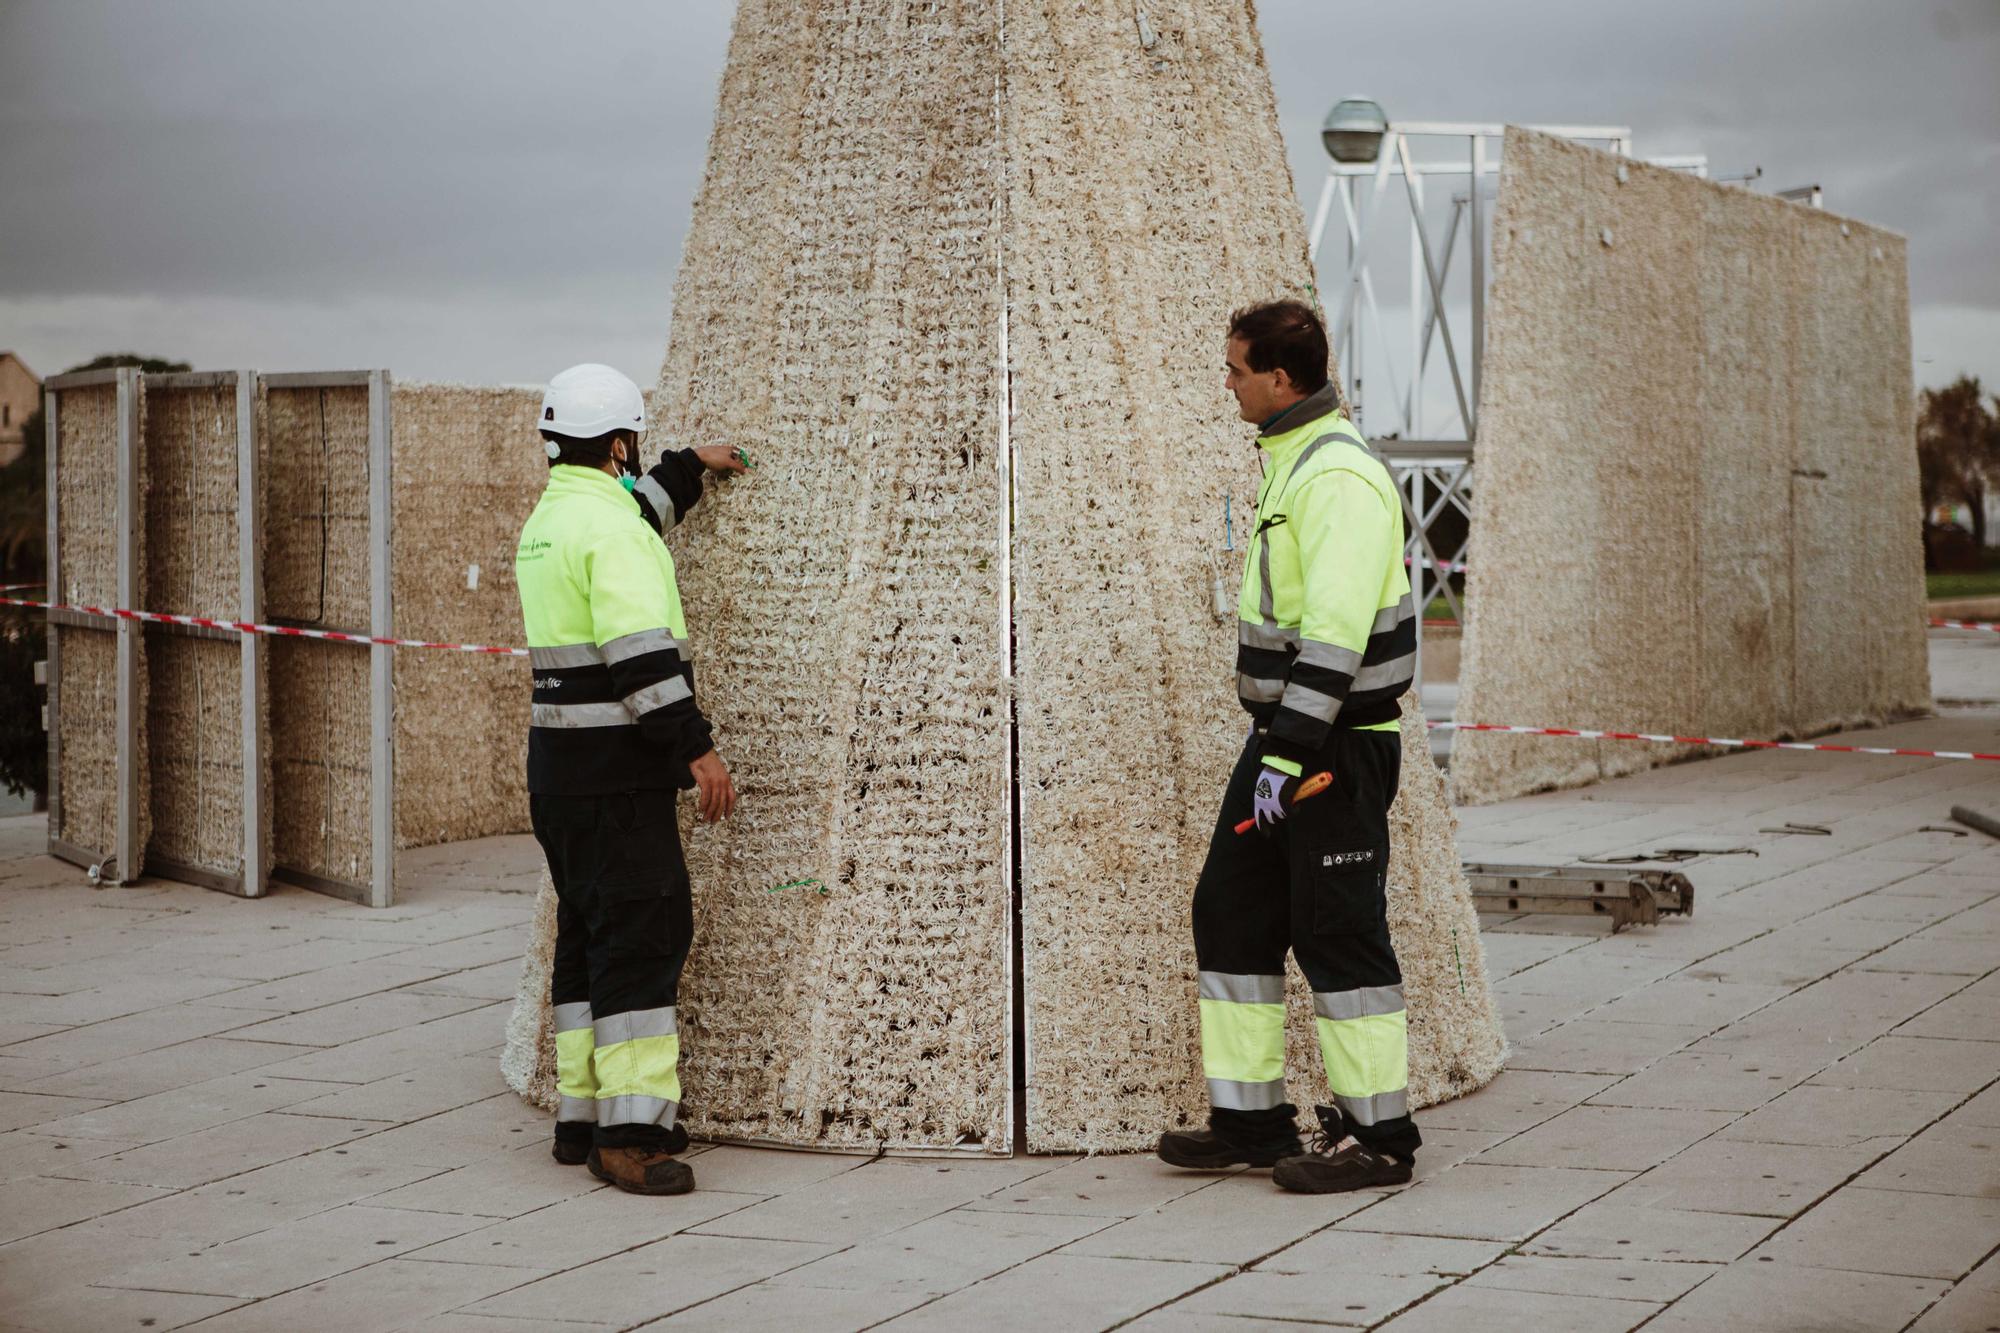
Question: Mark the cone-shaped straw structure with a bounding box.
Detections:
[504,0,1505,1153]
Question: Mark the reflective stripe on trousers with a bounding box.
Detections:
[550,1002,683,1129]
[1313,987,1410,1126]
[1198,971,1287,1112]
[592,1004,682,1128]
[554,1001,598,1122]
[1198,979,1411,1123]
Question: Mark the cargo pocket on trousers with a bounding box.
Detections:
[1300,836,1388,935]
[597,794,689,960]
[599,876,687,961]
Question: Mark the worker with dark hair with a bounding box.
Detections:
[515,363,744,1195]
[1156,299,1421,1193]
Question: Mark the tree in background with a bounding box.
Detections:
[0,354,189,810]
[1917,375,2000,552]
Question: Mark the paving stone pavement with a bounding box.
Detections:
[1,633,1996,1331]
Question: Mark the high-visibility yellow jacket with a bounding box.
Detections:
[1236,384,1415,773]
[516,464,713,794]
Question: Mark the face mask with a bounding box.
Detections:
[620,474,637,492]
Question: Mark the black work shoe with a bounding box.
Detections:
[589,1145,696,1195]
[1156,1126,1303,1170]
[575,1122,688,1170]
[1272,1112,1414,1194]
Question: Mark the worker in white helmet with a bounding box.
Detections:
[515,363,744,1195]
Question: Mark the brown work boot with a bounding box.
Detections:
[588,1145,695,1195]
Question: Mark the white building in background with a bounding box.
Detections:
[0,352,40,467]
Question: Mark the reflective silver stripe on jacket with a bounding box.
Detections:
[1237,673,1287,705]
[1277,681,1342,722]
[1352,652,1416,692]
[1374,596,1415,634]
[554,1002,595,1034]
[1239,621,1298,651]
[557,1095,598,1123]
[531,701,633,729]
[1208,1076,1289,1111]
[593,1006,678,1048]
[1199,971,1286,1005]
[1297,638,1362,676]
[624,675,693,715]
[603,627,684,665]
[633,473,680,530]
[1313,986,1407,1022]
[531,643,604,669]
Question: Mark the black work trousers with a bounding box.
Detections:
[1191,727,1421,1161]
[531,789,692,1150]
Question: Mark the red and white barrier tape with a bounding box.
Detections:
[1430,720,2000,763]
[7,592,1993,761]
[1931,617,2000,634]
[0,595,529,658]
[0,583,47,594]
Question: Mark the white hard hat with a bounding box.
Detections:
[540,363,646,445]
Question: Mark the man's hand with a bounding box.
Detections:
[1251,766,1298,835]
[688,749,737,823]
[691,445,749,476]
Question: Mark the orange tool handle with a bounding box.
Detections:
[1233,769,1333,835]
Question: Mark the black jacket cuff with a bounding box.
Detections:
[1260,732,1314,772]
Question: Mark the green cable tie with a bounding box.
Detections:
[732,447,758,470]
[767,876,825,895]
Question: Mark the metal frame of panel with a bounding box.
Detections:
[261,370,396,908]
[113,368,139,885]
[368,370,394,907]
[42,367,143,885]
[42,380,62,861]
[238,369,267,895]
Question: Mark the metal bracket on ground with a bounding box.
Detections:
[1464,862,1694,933]
[1950,805,2000,842]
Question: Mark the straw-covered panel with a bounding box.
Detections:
[142,382,260,880]
[52,381,148,862]
[145,635,250,877]
[1004,0,1501,1151]
[268,641,372,885]
[506,0,1013,1152]
[390,383,542,849]
[1788,201,1928,729]
[263,385,372,629]
[1453,130,1928,804]
[264,383,375,886]
[53,630,123,856]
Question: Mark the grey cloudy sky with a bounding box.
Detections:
[2,0,1995,393]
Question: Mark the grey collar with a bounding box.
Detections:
[1257,383,1341,440]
